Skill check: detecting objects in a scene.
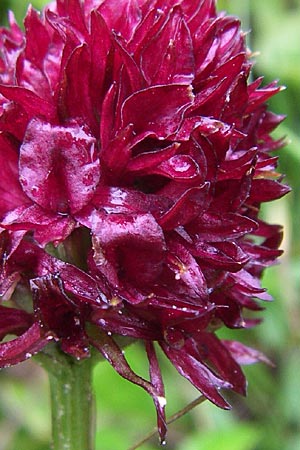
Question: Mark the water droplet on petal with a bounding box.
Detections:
[157,396,167,408]
[31,185,39,194]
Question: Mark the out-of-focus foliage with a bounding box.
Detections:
[0,1,299,449]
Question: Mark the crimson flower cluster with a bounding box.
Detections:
[0,0,289,440]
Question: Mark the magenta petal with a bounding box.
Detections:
[113,33,144,92]
[158,184,210,230]
[91,308,161,340]
[189,333,246,395]
[128,6,166,57]
[212,53,245,90]
[126,142,179,173]
[56,0,87,35]
[146,341,167,443]
[89,210,166,286]
[246,81,282,113]
[2,204,75,245]
[141,6,194,85]
[193,241,250,272]
[19,119,100,214]
[0,306,33,339]
[174,116,216,140]
[45,9,83,47]
[248,179,291,203]
[99,83,118,151]
[185,0,216,39]
[86,186,150,215]
[90,212,165,250]
[31,274,90,359]
[16,56,53,103]
[0,323,53,368]
[0,133,29,217]
[121,84,194,138]
[58,43,98,134]
[89,11,111,102]
[155,155,200,180]
[151,296,213,318]
[90,329,167,431]
[229,269,270,296]
[189,212,258,241]
[35,251,105,307]
[217,149,257,181]
[0,85,55,121]
[5,10,23,42]
[0,271,20,300]
[161,341,232,409]
[0,235,23,298]
[9,240,104,307]
[98,0,142,41]
[127,152,200,181]
[223,340,273,366]
[242,241,282,266]
[167,240,208,300]
[101,125,134,176]
[24,6,51,68]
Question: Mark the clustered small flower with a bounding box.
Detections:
[0,0,289,440]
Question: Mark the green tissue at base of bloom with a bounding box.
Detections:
[0,0,290,442]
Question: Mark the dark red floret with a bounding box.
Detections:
[0,0,290,442]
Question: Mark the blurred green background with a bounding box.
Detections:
[0,0,299,449]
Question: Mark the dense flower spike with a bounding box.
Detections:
[0,0,289,441]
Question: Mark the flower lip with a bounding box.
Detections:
[19,118,100,215]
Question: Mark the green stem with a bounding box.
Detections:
[35,344,95,450]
